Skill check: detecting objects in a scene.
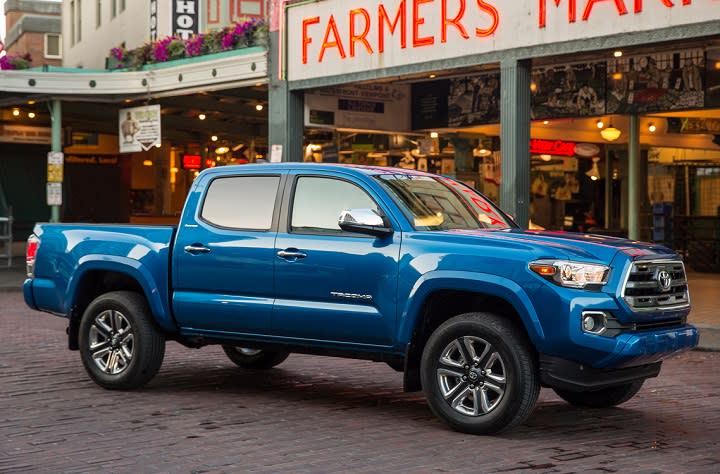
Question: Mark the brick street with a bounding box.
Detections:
[1,291,719,474]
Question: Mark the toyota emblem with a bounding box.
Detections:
[657,270,672,292]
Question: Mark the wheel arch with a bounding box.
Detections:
[399,272,543,392]
[66,258,175,350]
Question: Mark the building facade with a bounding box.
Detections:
[3,0,62,67]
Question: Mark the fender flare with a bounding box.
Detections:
[396,270,545,348]
[65,255,176,333]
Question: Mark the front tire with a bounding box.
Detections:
[222,346,290,370]
[553,381,644,408]
[79,291,165,389]
[421,313,539,435]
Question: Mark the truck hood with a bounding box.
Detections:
[445,228,677,263]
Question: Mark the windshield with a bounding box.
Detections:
[374,174,515,231]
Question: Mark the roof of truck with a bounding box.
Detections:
[206,162,436,178]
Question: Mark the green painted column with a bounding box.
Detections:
[628,114,640,240]
[50,100,62,223]
[268,28,304,163]
[500,58,531,228]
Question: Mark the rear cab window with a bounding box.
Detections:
[200,175,281,230]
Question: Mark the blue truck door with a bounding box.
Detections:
[172,173,283,335]
[272,172,400,347]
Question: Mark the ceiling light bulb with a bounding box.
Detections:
[198,113,206,120]
[540,154,552,161]
[255,104,264,111]
[429,74,436,79]
[211,135,218,142]
[543,120,549,125]
[600,124,621,141]
[648,123,657,133]
[596,119,604,129]
[430,132,439,138]
[28,112,36,119]
[614,51,623,58]
[12,109,20,116]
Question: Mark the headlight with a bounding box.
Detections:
[529,260,610,289]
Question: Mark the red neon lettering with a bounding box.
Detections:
[379,1,407,52]
[582,0,628,21]
[442,0,470,43]
[633,0,675,12]
[683,0,691,3]
[350,8,373,56]
[538,0,576,28]
[413,0,435,47]
[302,16,320,64]
[318,15,347,62]
[475,0,499,37]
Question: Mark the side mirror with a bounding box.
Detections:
[338,209,393,237]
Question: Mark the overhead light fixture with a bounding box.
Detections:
[543,120,550,125]
[540,154,552,161]
[12,108,20,116]
[155,143,161,148]
[255,104,264,111]
[143,160,153,167]
[429,74,436,79]
[613,51,623,58]
[215,146,229,155]
[530,82,538,92]
[198,113,206,120]
[612,72,623,80]
[648,122,657,133]
[586,157,601,181]
[211,135,218,142]
[28,112,36,119]
[430,132,439,138]
[596,119,604,129]
[474,148,492,157]
[600,123,622,141]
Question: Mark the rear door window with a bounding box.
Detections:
[201,176,280,230]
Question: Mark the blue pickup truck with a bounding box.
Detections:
[24,163,698,434]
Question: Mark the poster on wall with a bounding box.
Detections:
[118,105,161,153]
[606,49,705,113]
[304,84,410,132]
[531,62,606,119]
[706,48,720,108]
[411,72,500,130]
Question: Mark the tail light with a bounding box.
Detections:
[26,234,40,278]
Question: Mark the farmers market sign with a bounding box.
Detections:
[286,0,713,81]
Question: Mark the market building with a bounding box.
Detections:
[3,0,62,68]
[1,0,720,273]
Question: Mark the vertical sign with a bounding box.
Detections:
[150,0,158,41]
[119,105,162,153]
[173,0,199,40]
[47,183,62,206]
[47,151,64,183]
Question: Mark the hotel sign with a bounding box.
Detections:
[286,0,714,81]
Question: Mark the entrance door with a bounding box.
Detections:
[273,172,401,347]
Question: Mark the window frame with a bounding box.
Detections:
[198,174,284,232]
[44,33,63,59]
[286,174,386,237]
[96,0,102,28]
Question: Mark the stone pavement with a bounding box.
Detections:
[2,247,717,349]
[1,291,719,473]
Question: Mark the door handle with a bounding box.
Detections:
[277,249,307,260]
[184,244,211,254]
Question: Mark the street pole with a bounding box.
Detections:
[628,113,639,241]
[50,100,62,223]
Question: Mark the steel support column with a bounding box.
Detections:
[50,99,62,223]
[628,114,640,240]
[500,58,531,228]
[268,29,304,163]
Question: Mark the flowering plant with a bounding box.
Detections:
[0,52,32,70]
[106,18,267,70]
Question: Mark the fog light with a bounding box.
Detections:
[581,311,607,335]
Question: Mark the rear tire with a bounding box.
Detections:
[222,346,290,370]
[420,312,539,435]
[79,291,165,389]
[553,381,644,408]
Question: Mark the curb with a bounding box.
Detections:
[695,325,720,352]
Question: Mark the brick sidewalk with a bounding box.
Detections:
[1,292,719,473]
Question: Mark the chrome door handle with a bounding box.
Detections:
[184,244,210,254]
[277,250,307,259]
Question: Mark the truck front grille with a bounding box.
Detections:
[622,260,690,312]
